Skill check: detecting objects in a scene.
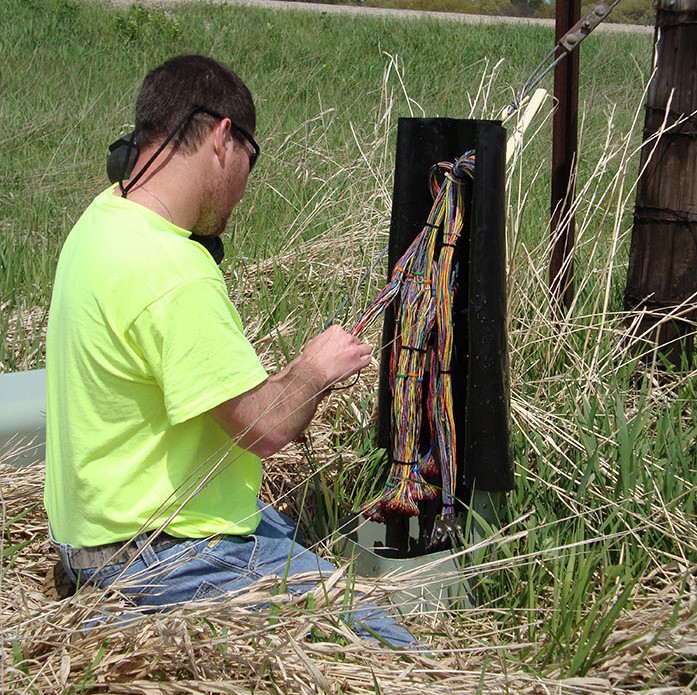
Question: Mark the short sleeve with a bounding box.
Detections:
[129,277,268,425]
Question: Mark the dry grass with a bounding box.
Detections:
[2,460,696,693]
[0,301,48,373]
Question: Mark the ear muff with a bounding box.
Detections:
[106,132,138,184]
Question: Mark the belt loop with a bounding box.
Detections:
[133,532,159,566]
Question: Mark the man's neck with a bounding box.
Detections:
[117,149,204,231]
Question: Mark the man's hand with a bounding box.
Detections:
[211,326,372,458]
[292,325,372,393]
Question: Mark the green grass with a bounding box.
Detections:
[2,1,695,692]
[0,0,651,317]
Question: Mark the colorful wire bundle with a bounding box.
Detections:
[351,151,475,524]
[429,153,472,520]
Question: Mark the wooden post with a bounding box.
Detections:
[625,0,697,365]
[550,0,581,316]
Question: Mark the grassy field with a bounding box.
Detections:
[2,1,695,693]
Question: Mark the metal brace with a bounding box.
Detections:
[560,1,618,52]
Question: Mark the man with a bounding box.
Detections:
[45,55,414,647]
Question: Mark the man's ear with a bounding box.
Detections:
[211,118,232,162]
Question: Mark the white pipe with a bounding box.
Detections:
[0,369,46,466]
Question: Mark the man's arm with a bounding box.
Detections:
[210,325,371,458]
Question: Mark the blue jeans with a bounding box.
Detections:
[51,503,416,649]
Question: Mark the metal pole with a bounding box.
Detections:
[550,0,581,316]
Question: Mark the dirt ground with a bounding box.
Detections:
[104,0,653,35]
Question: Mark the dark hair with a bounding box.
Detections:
[134,55,255,154]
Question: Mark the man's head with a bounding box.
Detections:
[119,55,259,239]
[134,54,256,156]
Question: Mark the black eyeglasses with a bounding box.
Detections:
[198,107,260,172]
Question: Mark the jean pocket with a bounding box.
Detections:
[200,534,258,573]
